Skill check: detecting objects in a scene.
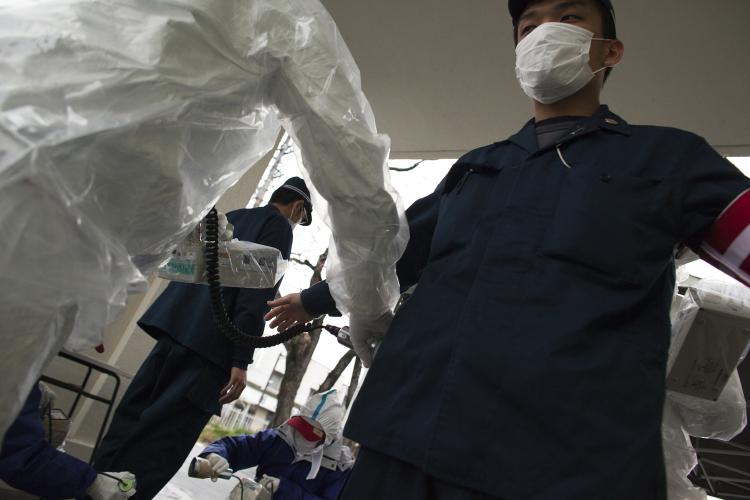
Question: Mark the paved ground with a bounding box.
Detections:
[155,443,256,500]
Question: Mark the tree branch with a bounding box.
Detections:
[389,160,424,172]
[289,256,316,272]
[317,350,356,393]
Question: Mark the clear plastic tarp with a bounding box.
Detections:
[664,279,749,500]
[0,0,408,440]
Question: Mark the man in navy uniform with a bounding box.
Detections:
[266,2,750,499]
[94,177,313,499]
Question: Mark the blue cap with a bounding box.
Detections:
[509,0,615,35]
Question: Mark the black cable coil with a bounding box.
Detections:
[204,207,313,348]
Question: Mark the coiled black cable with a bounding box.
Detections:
[204,207,315,348]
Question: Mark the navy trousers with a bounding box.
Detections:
[340,447,504,500]
[93,337,226,499]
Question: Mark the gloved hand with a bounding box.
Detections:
[191,453,231,481]
[86,471,136,500]
[258,474,281,494]
[217,212,234,241]
[348,312,393,368]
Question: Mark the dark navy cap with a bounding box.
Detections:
[280,177,313,226]
[509,0,615,34]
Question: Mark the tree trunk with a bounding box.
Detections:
[317,350,356,393]
[344,358,362,409]
[270,249,328,427]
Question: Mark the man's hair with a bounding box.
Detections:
[269,186,306,205]
[513,1,616,82]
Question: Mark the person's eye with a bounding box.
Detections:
[520,24,536,36]
[560,14,582,22]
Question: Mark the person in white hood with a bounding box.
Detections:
[190,389,354,499]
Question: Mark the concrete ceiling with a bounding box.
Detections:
[322,0,750,159]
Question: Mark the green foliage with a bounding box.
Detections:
[198,422,254,444]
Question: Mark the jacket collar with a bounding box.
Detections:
[268,203,283,215]
[506,105,631,154]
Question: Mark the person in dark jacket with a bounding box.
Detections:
[0,383,136,500]
[189,390,353,500]
[93,177,313,499]
[265,2,750,499]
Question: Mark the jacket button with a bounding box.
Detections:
[600,174,612,183]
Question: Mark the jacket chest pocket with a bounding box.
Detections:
[538,170,668,285]
[430,163,503,258]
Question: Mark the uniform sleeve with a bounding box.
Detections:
[395,187,442,292]
[229,213,293,367]
[677,136,750,285]
[299,187,443,315]
[199,430,275,472]
[679,136,750,247]
[300,281,341,318]
[275,470,349,500]
[0,386,96,498]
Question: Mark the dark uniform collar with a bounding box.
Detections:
[267,203,282,215]
[506,105,631,154]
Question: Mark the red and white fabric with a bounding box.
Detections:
[699,188,750,286]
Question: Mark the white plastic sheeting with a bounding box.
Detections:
[664,279,748,500]
[0,0,407,441]
[157,221,288,289]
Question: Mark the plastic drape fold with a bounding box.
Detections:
[0,0,407,440]
[664,279,749,500]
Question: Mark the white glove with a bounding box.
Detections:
[86,471,136,500]
[348,312,393,368]
[258,474,281,494]
[217,212,234,241]
[192,453,231,481]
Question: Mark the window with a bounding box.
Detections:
[267,370,284,392]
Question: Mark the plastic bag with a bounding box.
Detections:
[662,401,708,500]
[664,278,749,499]
[667,285,750,401]
[158,222,287,289]
[0,0,407,440]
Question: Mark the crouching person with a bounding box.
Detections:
[190,390,353,499]
[0,383,136,500]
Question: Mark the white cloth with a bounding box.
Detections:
[276,389,348,479]
[0,0,407,441]
[276,424,326,480]
[299,389,344,445]
[321,436,356,472]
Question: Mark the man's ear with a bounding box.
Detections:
[604,39,625,68]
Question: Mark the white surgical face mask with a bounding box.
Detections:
[287,205,301,230]
[515,22,610,104]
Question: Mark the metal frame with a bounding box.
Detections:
[693,438,750,499]
[40,350,132,463]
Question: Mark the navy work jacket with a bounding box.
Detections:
[139,205,293,370]
[0,385,96,499]
[304,106,750,499]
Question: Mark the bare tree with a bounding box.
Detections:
[317,350,356,393]
[250,135,292,207]
[270,249,328,426]
[344,358,362,409]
